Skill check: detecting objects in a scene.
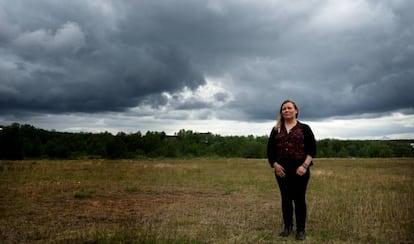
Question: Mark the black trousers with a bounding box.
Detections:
[275,168,310,231]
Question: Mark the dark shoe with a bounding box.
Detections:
[279,225,293,237]
[296,230,306,240]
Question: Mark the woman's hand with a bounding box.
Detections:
[274,163,286,178]
[296,165,307,176]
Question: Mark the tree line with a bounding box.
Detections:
[0,123,413,160]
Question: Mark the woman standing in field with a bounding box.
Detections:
[267,99,316,241]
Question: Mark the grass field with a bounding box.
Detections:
[0,158,413,243]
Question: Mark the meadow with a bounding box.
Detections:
[0,158,413,243]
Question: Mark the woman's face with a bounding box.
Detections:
[281,102,298,120]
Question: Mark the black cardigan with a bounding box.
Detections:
[267,122,316,168]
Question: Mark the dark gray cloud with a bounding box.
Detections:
[1,0,414,125]
[0,0,205,114]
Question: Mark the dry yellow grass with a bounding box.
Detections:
[0,158,413,243]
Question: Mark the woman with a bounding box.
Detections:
[267,99,316,241]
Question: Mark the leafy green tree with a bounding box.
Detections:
[142,131,166,157]
[0,123,23,160]
[1,123,413,159]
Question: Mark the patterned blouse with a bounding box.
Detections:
[267,121,316,171]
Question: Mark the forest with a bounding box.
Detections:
[1,123,413,160]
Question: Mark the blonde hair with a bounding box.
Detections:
[275,99,299,131]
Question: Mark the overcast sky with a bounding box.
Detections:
[1,0,413,139]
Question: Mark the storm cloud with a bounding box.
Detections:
[1,0,413,137]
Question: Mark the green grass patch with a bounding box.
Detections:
[125,185,141,193]
[0,158,413,243]
[73,190,93,199]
